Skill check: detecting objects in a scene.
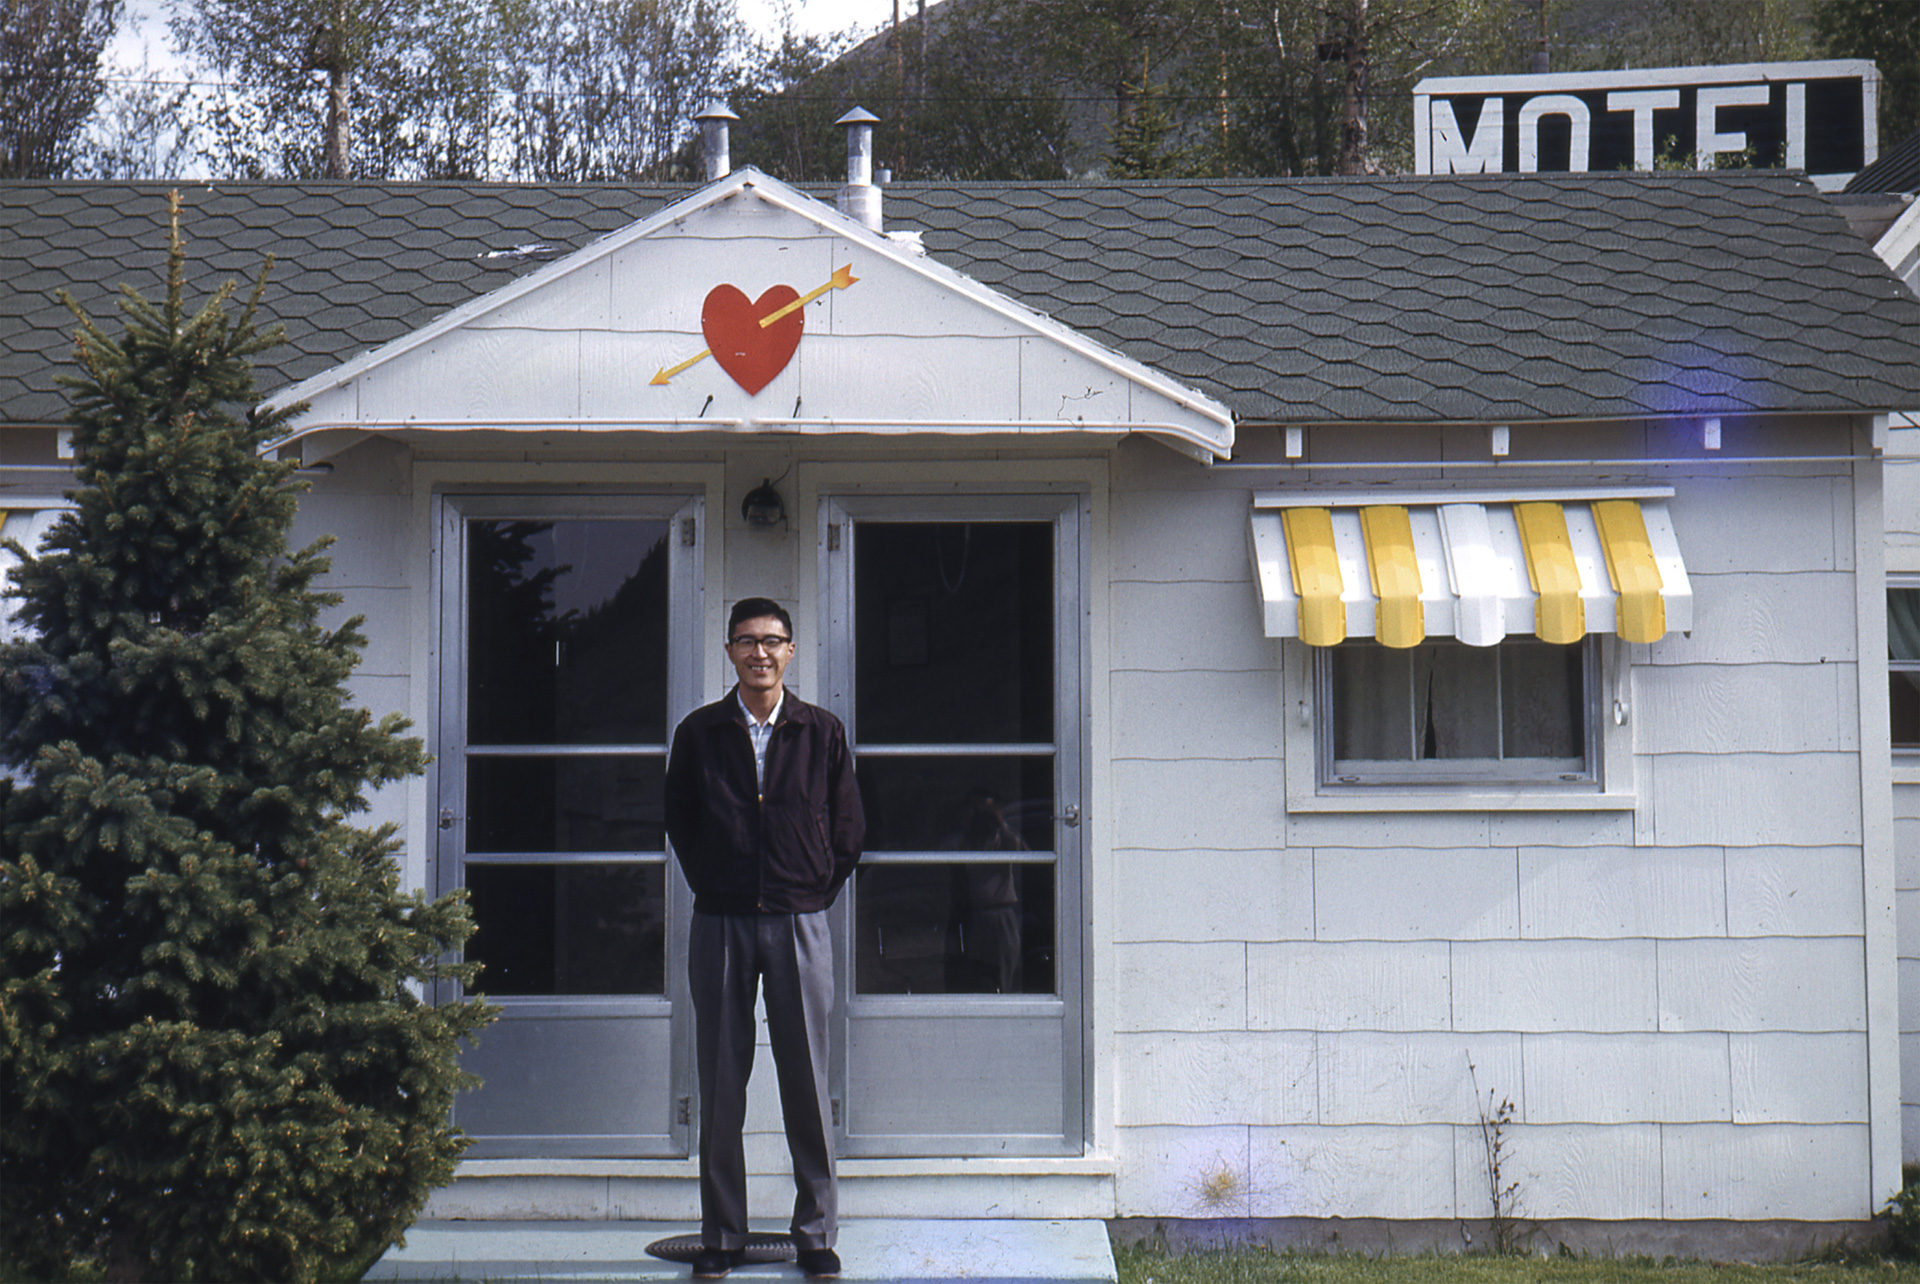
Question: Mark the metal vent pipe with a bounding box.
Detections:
[835,107,882,231]
[694,101,738,182]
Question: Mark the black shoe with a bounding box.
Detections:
[797,1247,842,1279]
[692,1247,742,1279]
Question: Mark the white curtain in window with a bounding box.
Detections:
[1417,645,1500,759]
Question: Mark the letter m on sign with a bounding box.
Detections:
[1430,97,1504,173]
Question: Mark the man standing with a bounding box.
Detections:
[665,597,864,1281]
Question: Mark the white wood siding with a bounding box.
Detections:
[305,412,1881,1221]
[1898,783,1920,1157]
[293,448,419,885]
[1107,431,1883,1222]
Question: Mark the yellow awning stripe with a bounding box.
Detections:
[1513,501,1585,644]
[1281,507,1346,648]
[1592,498,1666,644]
[1360,505,1424,649]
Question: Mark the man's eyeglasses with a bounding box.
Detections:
[729,634,792,653]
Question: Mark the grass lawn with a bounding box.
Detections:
[1113,1245,1920,1283]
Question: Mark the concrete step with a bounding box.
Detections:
[367,1218,1118,1283]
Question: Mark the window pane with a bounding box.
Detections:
[854,522,1053,745]
[1423,644,1499,758]
[1500,641,1584,758]
[1330,644,1412,760]
[466,862,666,996]
[856,755,1054,852]
[1327,638,1588,774]
[469,755,665,853]
[1891,590,1920,663]
[854,863,1054,995]
[1894,671,1920,750]
[468,519,670,745]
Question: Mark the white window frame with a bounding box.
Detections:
[1315,634,1601,787]
[0,502,71,645]
[1281,632,1637,813]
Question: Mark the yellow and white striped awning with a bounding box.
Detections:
[1248,488,1691,647]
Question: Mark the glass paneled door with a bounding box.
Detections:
[821,495,1084,1156]
[437,494,702,1157]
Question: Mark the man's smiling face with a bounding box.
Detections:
[727,614,792,703]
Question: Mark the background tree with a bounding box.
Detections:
[497,0,745,182]
[171,0,495,178]
[0,195,494,1284]
[80,47,199,179]
[1816,0,1919,143]
[1,0,120,178]
[725,2,1068,182]
[1536,0,1814,72]
[1107,74,1191,177]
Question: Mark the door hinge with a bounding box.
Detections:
[680,518,697,547]
[827,523,842,551]
[830,1096,842,1126]
[678,1095,692,1125]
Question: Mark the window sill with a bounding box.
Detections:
[1892,757,1920,787]
[1287,788,1638,813]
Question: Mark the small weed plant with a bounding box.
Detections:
[1885,1163,1920,1259]
[1467,1057,1527,1256]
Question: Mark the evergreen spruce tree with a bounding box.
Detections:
[0,193,494,1283]
[1106,77,1191,179]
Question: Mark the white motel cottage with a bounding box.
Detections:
[7,117,1920,1252]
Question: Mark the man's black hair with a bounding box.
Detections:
[728,597,793,638]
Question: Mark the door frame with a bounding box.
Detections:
[817,489,1089,1156]
[432,488,705,1158]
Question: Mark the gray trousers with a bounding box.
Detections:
[687,910,837,1250]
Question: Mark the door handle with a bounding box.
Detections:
[439,808,460,831]
[1059,803,1080,828]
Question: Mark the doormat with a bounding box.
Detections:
[645,1233,797,1263]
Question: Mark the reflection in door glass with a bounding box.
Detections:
[854,523,1053,745]
[468,520,670,745]
[466,862,667,995]
[468,756,666,853]
[854,864,1055,995]
[855,756,1053,853]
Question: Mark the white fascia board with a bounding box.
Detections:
[1414,59,1878,97]
[262,167,1236,460]
[1253,484,1676,509]
[1875,198,1920,280]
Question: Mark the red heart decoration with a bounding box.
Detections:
[702,283,803,395]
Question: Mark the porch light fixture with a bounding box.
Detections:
[741,478,786,528]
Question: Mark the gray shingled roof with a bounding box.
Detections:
[1846,127,1920,195]
[5,170,1920,430]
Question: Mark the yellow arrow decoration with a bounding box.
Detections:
[650,264,859,386]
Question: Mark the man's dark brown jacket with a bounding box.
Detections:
[664,687,865,915]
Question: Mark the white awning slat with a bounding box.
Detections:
[1437,503,1504,646]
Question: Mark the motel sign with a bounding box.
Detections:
[1414,60,1880,190]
